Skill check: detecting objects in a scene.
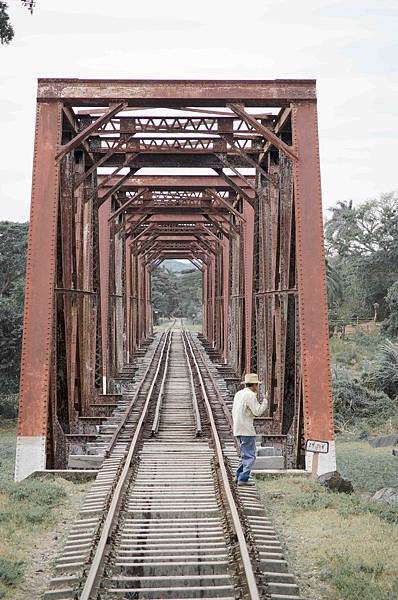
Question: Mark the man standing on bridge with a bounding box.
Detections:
[232,374,268,485]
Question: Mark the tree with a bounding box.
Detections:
[176,269,202,320]
[0,295,23,393]
[0,222,28,296]
[151,264,202,322]
[0,222,28,393]
[325,192,398,258]
[151,267,180,318]
[326,258,343,308]
[325,191,398,320]
[0,2,13,44]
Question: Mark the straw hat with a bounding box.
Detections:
[242,373,261,384]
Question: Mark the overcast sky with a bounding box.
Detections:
[1,0,397,222]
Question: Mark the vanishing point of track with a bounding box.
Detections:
[45,325,302,600]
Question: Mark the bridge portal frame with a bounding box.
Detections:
[16,79,335,480]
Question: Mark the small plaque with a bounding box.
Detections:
[306,439,329,454]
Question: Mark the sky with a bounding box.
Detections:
[0,0,397,222]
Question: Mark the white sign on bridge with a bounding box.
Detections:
[306,439,329,454]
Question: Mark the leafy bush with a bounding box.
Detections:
[363,340,398,399]
[335,350,358,366]
[0,558,24,587]
[332,366,395,430]
[382,280,398,337]
[0,393,18,418]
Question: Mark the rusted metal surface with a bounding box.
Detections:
[243,201,255,372]
[17,102,62,439]
[37,78,317,105]
[292,102,334,442]
[17,78,333,478]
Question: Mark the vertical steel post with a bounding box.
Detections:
[292,102,336,475]
[15,101,62,481]
[99,199,111,393]
[222,237,230,361]
[243,202,255,372]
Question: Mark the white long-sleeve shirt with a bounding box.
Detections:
[232,387,268,436]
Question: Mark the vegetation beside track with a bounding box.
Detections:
[0,420,89,599]
[257,438,398,600]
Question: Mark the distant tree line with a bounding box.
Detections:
[151,265,202,324]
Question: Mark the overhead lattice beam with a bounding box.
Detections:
[227,103,298,161]
[108,188,148,221]
[206,188,246,222]
[56,102,127,161]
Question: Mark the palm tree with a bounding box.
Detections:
[326,258,343,308]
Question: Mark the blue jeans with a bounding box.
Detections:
[236,436,257,482]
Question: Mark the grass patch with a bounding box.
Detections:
[330,332,383,372]
[256,438,398,599]
[0,421,88,599]
[0,558,24,590]
[337,439,398,492]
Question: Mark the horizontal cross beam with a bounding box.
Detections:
[38,79,317,107]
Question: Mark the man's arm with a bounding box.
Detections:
[246,392,268,417]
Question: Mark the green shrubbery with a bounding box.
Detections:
[331,337,398,434]
[0,393,18,419]
[0,222,28,397]
[332,366,395,430]
[363,340,398,399]
[0,558,24,597]
[382,281,398,337]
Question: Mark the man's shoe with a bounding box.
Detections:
[237,479,250,486]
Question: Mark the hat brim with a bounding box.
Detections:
[241,380,262,384]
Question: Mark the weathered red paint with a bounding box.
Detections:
[17,102,62,437]
[292,102,334,441]
[17,79,333,475]
[99,199,112,381]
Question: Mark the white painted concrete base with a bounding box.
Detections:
[305,440,337,476]
[14,435,46,481]
[253,469,309,476]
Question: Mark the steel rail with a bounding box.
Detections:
[181,328,261,600]
[105,321,175,455]
[185,330,237,443]
[80,328,173,600]
[180,325,202,437]
[151,330,173,436]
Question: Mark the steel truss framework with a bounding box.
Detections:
[15,79,335,480]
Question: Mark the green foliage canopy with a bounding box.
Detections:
[151,262,202,322]
[0,1,14,44]
[0,222,28,394]
[325,191,398,321]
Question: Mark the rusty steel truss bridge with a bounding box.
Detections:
[15,79,335,482]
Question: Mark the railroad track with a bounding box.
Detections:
[45,325,302,599]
